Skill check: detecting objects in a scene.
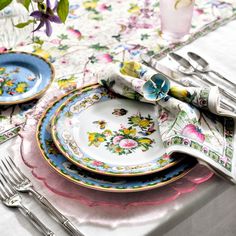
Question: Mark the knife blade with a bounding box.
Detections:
[141,54,199,87]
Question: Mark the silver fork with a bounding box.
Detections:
[0,172,54,236]
[1,156,85,236]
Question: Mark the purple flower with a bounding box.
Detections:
[30,0,61,36]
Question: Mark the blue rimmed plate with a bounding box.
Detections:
[51,84,183,177]
[0,52,54,105]
[36,86,197,192]
[36,85,197,192]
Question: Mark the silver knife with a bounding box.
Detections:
[141,54,199,87]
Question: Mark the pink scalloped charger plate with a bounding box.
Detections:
[19,88,214,208]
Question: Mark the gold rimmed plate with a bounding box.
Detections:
[51,84,182,176]
[0,51,54,105]
[36,86,197,192]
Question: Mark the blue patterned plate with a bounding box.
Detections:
[0,52,54,105]
[36,84,197,192]
[51,84,183,176]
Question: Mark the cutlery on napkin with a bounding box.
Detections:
[168,52,236,103]
[141,53,236,117]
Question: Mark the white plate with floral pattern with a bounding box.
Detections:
[51,84,181,176]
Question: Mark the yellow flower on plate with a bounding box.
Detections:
[15,82,28,93]
[123,128,136,136]
[97,137,105,142]
[138,119,150,129]
[88,133,96,142]
[115,147,122,153]
[5,80,13,87]
[138,138,152,144]
[0,67,6,73]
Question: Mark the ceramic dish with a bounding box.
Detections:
[36,86,197,192]
[0,52,54,105]
[51,84,182,176]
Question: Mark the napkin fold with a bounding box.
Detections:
[96,61,236,182]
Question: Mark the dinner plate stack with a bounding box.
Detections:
[36,83,197,193]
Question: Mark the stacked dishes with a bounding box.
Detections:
[0,52,197,192]
[36,83,197,193]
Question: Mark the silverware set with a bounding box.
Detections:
[141,52,236,113]
[0,156,85,236]
[168,52,236,103]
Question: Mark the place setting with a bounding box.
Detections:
[0,0,236,235]
[0,49,217,235]
[11,54,236,234]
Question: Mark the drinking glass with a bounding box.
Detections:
[160,0,194,42]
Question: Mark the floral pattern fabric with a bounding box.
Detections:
[97,62,235,180]
[0,0,236,170]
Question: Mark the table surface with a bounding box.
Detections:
[0,3,236,236]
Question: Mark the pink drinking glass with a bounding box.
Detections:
[160,0,195,42]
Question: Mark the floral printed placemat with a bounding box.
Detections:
[0,0,236,135]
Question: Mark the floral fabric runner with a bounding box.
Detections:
[0,0,236,138]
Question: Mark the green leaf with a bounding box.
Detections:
[0,0,13,10]
[57,0,69,23]
[19,0,31,10]
[15,19,35,28]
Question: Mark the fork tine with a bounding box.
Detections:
[1,159,21,184]
[7,156,25,180]
[0,178,11,198]
[0,180,8,199]
[0,164,16,187]
[0,172,16,196]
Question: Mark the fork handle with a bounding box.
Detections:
[30,189,85,236]
[19,204,55,236]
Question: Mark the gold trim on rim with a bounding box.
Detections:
[50,84,182,177]
[0,51,55,105]
[35,84,196,192]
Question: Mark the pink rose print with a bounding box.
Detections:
[119,139,138,149]
[92,161,103,166]
[182,124,205,143]
[113,135,124,145]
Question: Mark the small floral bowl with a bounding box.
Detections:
[143,74,170,101]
